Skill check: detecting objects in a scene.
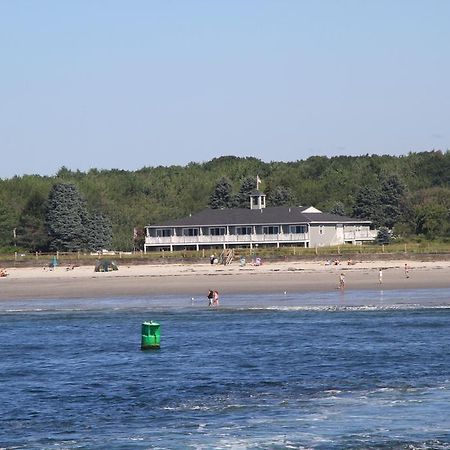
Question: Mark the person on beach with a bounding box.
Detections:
[210,254,215,265]
[405,263,410,278]
[213,290,219,306]
[339,273,345,290]
[207,290,214,306]
[378,268,383,285]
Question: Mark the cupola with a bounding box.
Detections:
[249,190,266,210]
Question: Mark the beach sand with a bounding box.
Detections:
[1,258,450,301]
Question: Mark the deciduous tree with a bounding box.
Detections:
[329,201,346,216]
[0,202,17,249]
[16,192,49,251]
[267,186,295,207]
[415,204,450,239]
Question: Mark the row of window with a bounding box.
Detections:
[155,225,308,237]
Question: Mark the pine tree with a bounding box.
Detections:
[380,175,406,229]
[84,211,113,251]
[46,183,114,251]
[235,177,257,208]
[377,227,391,244]
[352,185,384,227]
[46,183,88,251]
[208,177,233,209]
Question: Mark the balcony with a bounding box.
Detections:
[344,230,377,241]
[144,233,309,248]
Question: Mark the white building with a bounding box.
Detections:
[144,191,376,252]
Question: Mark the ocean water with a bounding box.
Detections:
[2,289,450,449]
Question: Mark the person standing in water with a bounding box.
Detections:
[339,273,345,290]
[213,290,219,306]
[378,268,383,285]
[207,290,214,307]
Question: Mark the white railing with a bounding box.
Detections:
[344,230,377,240]
[145,233,309,246]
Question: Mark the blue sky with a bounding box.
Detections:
[1,0,449,178]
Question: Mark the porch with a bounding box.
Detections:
[343,230,378,243]
[144,232,309,252]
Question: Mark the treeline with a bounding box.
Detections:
[0,151,449,252]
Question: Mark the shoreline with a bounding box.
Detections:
[1,259,450,301]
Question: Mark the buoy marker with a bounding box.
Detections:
[141,321,161,350]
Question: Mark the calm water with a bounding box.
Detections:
[2,289,450,449]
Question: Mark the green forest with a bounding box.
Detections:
[0,151,449,253]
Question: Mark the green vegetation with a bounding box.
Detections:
[0,151,449,252]
[2,241,450,269]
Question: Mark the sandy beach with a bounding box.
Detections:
[1,258,450,301]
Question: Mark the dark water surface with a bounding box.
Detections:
[1,289,450,449]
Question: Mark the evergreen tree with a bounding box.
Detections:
[353,176,407,229]
[377,227,391,244]
[267,186,295,207]
[208,177,233,209]
[16,192,49,252]
[235,176,257,208]
[380,175,406,229]
[352,185,384,227]
[46,183,114,251]
[84,211,113,251]
[46,183,88,251]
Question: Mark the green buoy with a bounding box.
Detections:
[141,321,161,350]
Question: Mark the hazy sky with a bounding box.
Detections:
[1,0,449,178]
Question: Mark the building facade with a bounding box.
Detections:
[144,192,376,252]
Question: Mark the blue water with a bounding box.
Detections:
[2,289,450,449]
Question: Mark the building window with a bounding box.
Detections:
[319,225,324,235]
[289,225,307,234]
[236,226,252,235]
[182,228,199,237]
[262,226,279,235]
[156,228,171,237]
[209,227,225,236]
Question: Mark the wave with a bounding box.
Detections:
[1,288,450,314]
[224,304,450,313]
[4,303,450,314]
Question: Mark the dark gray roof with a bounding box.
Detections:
[147,206,371,228]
